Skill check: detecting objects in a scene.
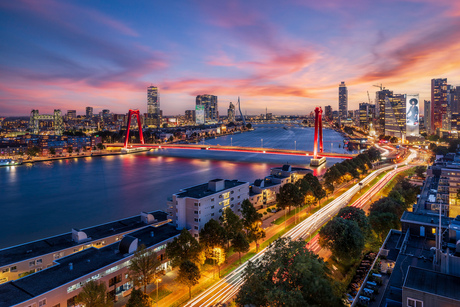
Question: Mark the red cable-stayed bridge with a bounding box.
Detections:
[112,108,355,160]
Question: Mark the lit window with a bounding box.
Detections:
[407,298,423,307]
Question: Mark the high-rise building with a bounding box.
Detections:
[431,78,448,132]
[424,100,431,135]
[67,110,76,119]
[384,94,406,139]
[324,105,332,121]
[449,86,460,114]
[338,82,348,119]
[227,102,235,122]
[86,107,93,118]
[376,89,393,135]
[359,103,369,128]
[196,94,218,123]
[185,110,196,123]
[147,86,160,115]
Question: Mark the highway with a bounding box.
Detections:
[183,150,417,307]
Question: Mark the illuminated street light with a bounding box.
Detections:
[156,278,162,307]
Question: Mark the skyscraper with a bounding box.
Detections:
[196,94,218,123]
[359,103,369,128]
[424,100,431,134]
[147,86,160,115]
[431,78,447,132]
[67,110,76,119]
[384,94,406,139]
[86,107,93,118]
[376,89,393,135]
[228,102,235,122]
[338,82,348,119]
[324,105,332,121]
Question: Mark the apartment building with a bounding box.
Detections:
[167,179,249,237]
[0,211,169,284]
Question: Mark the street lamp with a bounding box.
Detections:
[231,137,232,147]
[261,138,263,148]
[156,278,162,307]
[295,140,296,151]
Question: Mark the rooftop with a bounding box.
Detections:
[176,179,247,199]
[0,223,181,307]
[404,266,460,301]
[0,211,168,267]
[401,211,451,228]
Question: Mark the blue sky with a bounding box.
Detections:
[1,0,460,116]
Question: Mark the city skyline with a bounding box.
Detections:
[1,0,460,117]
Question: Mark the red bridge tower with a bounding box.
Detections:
[124,109,145,148]
[311,107,326,166]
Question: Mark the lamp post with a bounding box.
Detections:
[156,278,162,307]
[261,138,263,148]
[231,137,232,147]
[295,140,296,151]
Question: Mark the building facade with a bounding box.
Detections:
[384,94,406,139]
[424,100,431,135]
[85,107,93,118]
[196,95,218,124]
[359,103,369,128]
[338,82,348,119]
[167,179,249,238]
[227,102,235,123]
[376,89,393,135]
[431,78,448,132]
[324,105,332,121]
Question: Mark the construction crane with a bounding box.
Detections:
[373,84,385,91]
[367,91,372,104]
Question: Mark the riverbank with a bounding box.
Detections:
[20,151,123,164]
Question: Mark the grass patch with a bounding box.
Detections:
[149,286,172,303]
[380,167,415,196]
[349,172,388,205]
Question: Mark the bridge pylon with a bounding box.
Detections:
[124,109,145,148]
[311,107,326,166]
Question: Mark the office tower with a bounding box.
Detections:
[338,82,348,119]
[431,78,447,132]
[147,86,160,115]
[86,107,93,118]
[67,110,76,119]
[228,102,235,122]
[196,94,218,123]
[384,94,406,139]
[376,89,393,135]
[449,86,460,113]
[424,100,431,134]
[324,105,332,121]
[359,103,369,128]
[185,110,196,123]
[102,109,110,118]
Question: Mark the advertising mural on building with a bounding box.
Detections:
[406,94,420,136]
[195,105,205,125]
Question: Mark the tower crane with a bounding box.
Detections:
[373,84,385,91]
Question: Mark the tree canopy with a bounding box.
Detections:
[177,260,201,299]
[219,207,243,248]
[165,228,205,268]
[76,280,112,307]
[126,288,151,307]
[128,244,161,293]
[236,237,344,307]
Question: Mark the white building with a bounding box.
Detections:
[167,179,250,237]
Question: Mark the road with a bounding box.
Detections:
[183,150,418,306]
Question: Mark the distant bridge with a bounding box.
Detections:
[106,143,355,159]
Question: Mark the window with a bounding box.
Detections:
[194,202,198,206]
[194,226,199,230]
[407,298,423,307]
[211,198,215,201]
[2,268,9,273]
[39,298,47,307]
[211,206,215,209]
[51,304,60,307]
[194,218,199,222]
[109,274,122,287]
[194,211,199,214]
[29,260,36,267]
[36,259,42,264]
[211,213,214,216]
[10,266,17,272]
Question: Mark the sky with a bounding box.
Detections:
[1,0,460,117]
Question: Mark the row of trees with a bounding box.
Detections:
[323,147,380,187]
[165,199,265,298]
[318,176,420,266]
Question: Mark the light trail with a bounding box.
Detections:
[184,150,417,307]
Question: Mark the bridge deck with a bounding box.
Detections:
[106,143,355,159]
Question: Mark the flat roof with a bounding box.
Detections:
[0,211,168,267]
[401,211,451,228]
[176,180,247,199]
[0,223,181,306]
[404,266,460,301]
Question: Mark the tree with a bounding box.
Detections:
[369,212,399,242]
[126,288,151,307]
[76,280,112,307]
[49,147,56,155]
[26,146,40,157]
[232,232,250,264]
[319,217,364,262]
[236,237,344,307]
[219,207,243,248]
[67,146,73,154]
[97,143,105,150]
[277,183,303,224]
[128,245,161,293]
[177,260,201,299]
[414,165,427,178]
[199,219,227,275]
[165,228,204,268]
[366,146,381,162]
[337,207,370,238]
[241,199,262,233]
[324,182,334,197]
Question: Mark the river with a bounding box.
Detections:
[0,125,348,248]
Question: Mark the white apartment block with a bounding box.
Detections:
[167,179,250,237]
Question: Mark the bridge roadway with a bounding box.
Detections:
[107,143,355,159]
[182,149,417,307]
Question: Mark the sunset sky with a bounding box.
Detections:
[1,0,460,117]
